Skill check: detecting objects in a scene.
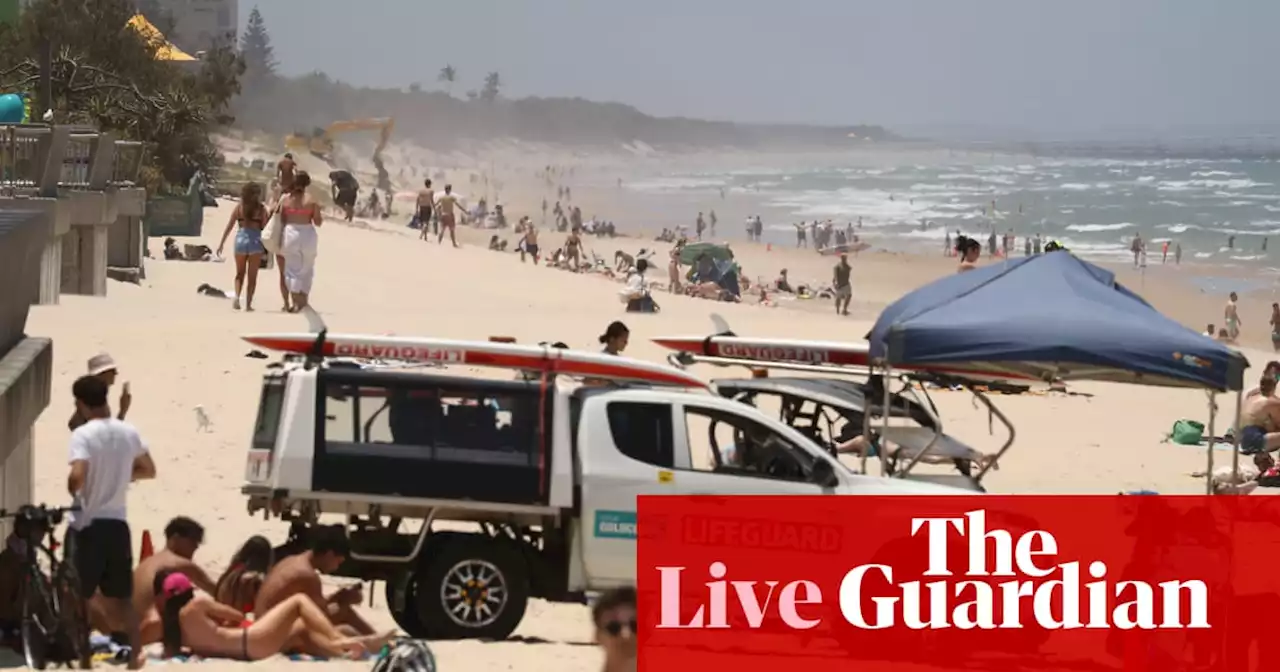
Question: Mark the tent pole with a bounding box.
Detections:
[860,363,872,475]
[1205,391,1216,495]
[882,362,894,476]
[1231,388,1243,484]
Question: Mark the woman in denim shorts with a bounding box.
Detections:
[216,182,268,311]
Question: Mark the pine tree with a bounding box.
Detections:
[240,6,276,84]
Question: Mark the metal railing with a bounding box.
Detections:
[0,123,145,196]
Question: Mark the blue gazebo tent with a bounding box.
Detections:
[866,251,1248,392]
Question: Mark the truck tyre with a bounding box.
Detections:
[414,535,530,640]
[384,572,427,638]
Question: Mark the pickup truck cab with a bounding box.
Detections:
[243,353,975,640]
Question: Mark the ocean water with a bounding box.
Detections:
[627,155,1280,266]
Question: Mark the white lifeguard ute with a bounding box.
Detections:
[240,326,975,641]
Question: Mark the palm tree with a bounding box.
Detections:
[481,71,501,103]
[438,64,457,96]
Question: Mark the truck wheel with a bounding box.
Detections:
[415,535,529,640]
[384,572,427,638]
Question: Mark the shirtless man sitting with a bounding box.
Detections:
[253,525,373,638]
[1240,375,1280,455]
[129,517,217,645]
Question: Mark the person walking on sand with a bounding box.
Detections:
[66,374,157,670]
[70,353,130,431]
[833,253,852,316]
[416,179,435,241]
[1271,303,1280,352]
[1130,234,1144,268]
[1226,292,1242,342]
[276,170,322,313]
[667,240,684,293]
[1175,241,1182,265]
[709,210,717,237]
[275,153,296,201]
[435,184,462,248]
[695,212,705,241]
[520,225,540,264]
[216,182,268,311]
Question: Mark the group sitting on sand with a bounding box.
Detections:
[75,517,394,661]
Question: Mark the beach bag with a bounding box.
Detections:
[1170,419,1204,446]
[370,639,436,672]
[262,208,284,255]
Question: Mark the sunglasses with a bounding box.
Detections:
[603,619,637,636]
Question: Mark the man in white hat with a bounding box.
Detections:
[69,353,131,431]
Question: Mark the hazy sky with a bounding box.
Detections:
[244,0,1277,136]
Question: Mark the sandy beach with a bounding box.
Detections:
[24,142,1269,670]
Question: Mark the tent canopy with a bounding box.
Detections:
[127,14,197,62]
[866,251,1249,391]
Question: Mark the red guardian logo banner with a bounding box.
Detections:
[636,496,1280,672]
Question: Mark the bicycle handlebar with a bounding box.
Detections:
[0,504,80,523]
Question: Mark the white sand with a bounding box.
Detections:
[25,152,1260,668]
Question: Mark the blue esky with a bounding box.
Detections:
[242,0,1278,137]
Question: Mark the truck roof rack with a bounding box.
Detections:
[242,331,708,389]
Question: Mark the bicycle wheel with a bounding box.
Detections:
[20,570,56,670]
[52,561,92,669]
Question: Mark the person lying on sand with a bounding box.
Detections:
[254,525,375,638]
[156,571,392,661]
[114,517,217,646]
[1239,375,1280,455]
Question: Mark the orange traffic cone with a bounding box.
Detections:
[139,530,154,562]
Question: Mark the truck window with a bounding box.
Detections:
[252,379,286,450]
[605,402,674,469]
[683,406,815,482]
[323,383,541,465]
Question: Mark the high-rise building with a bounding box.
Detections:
[161,0,238,54]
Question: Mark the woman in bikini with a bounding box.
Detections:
[216,182,268,311]
[564,227,584,270]
[214,536,273,614]
[157,571,393,661]
[275,171,323,312]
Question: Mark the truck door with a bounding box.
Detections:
[671,398,835,496]
[577,395,680,587]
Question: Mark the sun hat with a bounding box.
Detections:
[87,353,117,376]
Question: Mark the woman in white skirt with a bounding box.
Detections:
[275,170,323,312]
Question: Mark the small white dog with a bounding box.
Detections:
[195,405,213,433]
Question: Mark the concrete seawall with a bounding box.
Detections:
[0,123,145,526]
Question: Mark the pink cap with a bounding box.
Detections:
[162,572,193,598]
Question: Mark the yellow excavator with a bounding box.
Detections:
[284,117,395,161]
[284,116,396,192]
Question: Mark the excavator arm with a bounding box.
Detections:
[283,117,395,160]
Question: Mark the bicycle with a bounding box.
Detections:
[0,504,91,669]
